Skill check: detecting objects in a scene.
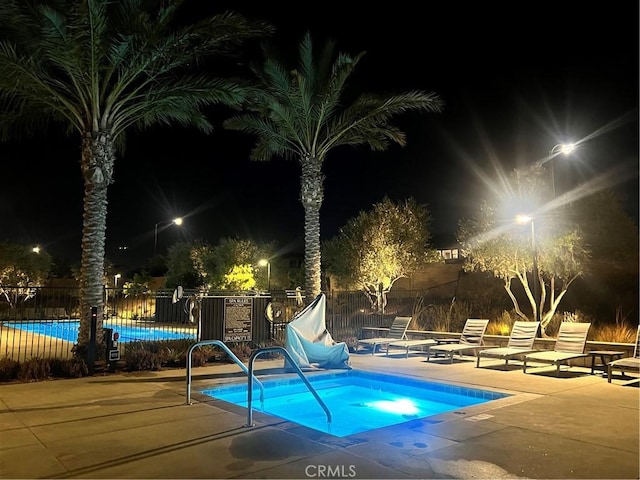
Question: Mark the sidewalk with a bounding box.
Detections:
[0,353,638,479]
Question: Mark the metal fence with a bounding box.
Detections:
[0,286,422,362]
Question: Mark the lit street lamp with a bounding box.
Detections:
[258,259,271,291]
[154,217,183,255]
[516,214,540,323]
[32,246,40,254]
[112,274,121,318]
[548,143,576,197]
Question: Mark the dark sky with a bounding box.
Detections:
[1,1,638,273]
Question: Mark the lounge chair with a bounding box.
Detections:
[357,316,411,355]
[523,322,591,376]
[476,321,540,369]
[425,319,489,363]
[607,325,640,383]
[386,337,438,358]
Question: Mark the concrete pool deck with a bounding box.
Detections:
[0,352,638,479]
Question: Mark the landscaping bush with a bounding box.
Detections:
[0,357,20,381]
[18,357,51,381]
[123,345,163,371]
[49,358,89,378]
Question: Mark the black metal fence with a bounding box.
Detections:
[0,286,423,362]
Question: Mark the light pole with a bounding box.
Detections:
[154,217,183,255]
[112,274,121,318]
[516,214,540,323]
[548,143,576,197]
[258,259,271,291]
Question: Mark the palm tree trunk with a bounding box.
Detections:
[77,131,115,352]
[299,156,324,302]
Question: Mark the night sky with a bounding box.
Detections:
[1,1,638,273]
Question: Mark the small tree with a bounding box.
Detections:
[165,242,205,290]
[324,197,439,312]
[164,238,276,291]
[568,188,639,319]
[208,238,275,290]
[0,243,53,308]
[458,166,589,335]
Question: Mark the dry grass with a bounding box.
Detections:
[590,323,638,343]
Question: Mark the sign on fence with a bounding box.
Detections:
[223,297,253,342]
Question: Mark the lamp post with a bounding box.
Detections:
[154,217,183,255]
[258,259,271,291]
[516,214,540,323]
[549,143,576,197]
[112,274,121,318]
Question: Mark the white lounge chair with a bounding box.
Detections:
[523,322,591,376]
[386,337,437,358]
[357,316,411,355]
[607,325,640,384]
[476,321,540,369]
[425,319,489,363]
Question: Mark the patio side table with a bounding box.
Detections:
[589,350,625,375]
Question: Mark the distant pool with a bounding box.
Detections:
[5,320,196,343]
[201,370,510,437]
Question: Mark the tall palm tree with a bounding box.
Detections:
[0,0,271,354]
[224,32,444,301]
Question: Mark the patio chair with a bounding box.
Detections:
[425,319,489,363]
[476,321,540,369]
[357,316,411,355]
[607,325,640,383]
[523,322,591,376]
[386,337,438,359]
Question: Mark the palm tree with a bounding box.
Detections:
[0,0,271,355]
[224,32,444,301]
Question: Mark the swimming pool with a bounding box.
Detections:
[201,370,510,437]
[6,320,196,343]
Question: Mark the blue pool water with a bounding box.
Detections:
[6,320,196,343]
[201,370,509,437]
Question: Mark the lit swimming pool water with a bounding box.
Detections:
[6,320,196,343]
[201,370,510,437]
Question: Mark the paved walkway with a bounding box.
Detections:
[0,352,638,479]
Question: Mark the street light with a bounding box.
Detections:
[154,217,183,255]
[549,143,576,197]
[32,246,40,254]
[258,259,271,291]
[112,274,121,318]
[516,214,540,323]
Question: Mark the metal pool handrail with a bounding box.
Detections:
[185,340,264,405]
[245,346,332,428]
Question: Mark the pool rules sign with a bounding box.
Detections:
[223,297,253,342]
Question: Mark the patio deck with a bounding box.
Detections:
[0,351,638,479]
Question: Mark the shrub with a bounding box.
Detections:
[18,358,51,381]
[0,357,20,381]
[225,342,253,362]
[49,358,89,378]
[123,346,162,371]
[486,311,516,336]
[591,322,637,343]
[190,347,213,367]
